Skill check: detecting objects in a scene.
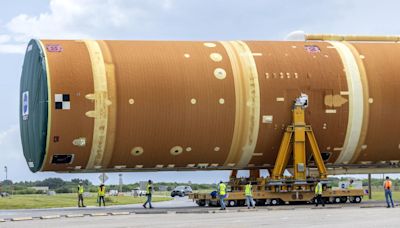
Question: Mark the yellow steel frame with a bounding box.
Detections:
[271,106,328,180]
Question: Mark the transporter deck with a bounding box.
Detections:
[190,184,365,207]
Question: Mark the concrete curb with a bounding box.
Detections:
[360,205,386,208]
[110,212,130,215]
[135,210,168,214]
[11,217,33,221]
[40,215,61,219]
[65,214,84,218]
[176,210,209,214]
[90,213,108,217]
[269,208,295,211]
[311,207,342,209]
[238,209,257,212]
[209,210,231,213]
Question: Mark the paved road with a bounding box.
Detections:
[0,196,397,227]
[1,206,399,228]
[0,196,198,219]
[0,196,391,220]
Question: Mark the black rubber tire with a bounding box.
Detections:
[270,199,280,206]
[351,196,362,203]
[197,200,206,207]
[340,196,348,203]
[237,200,245,206]
[255,199,266,206]
[333,197,341,204]
[228,200,237,207]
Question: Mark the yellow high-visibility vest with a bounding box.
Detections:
[98,186,105,196]
[78,185,84,194]
[315,182,322,195]
[245,184,252,196]
[219,183,226,195]
[146,184,152,194]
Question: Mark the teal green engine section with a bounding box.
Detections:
[19,39,48,172]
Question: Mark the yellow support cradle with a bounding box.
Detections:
[271,104,328,180]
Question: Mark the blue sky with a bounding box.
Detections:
[1,0,400,184]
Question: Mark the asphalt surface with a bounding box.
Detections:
[0,197,398,227]
[1,204,399,228]
[0,196,198,219]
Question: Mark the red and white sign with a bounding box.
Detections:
[46,44,63,52]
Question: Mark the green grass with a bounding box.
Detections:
[0,193,172,209]
[365,191,400,201]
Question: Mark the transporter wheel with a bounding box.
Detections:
[351,196,362,203]
[228,200,237,207]
[237,200,245,206]
[197,200,206,207]
[256,199,266,206]
[340,196,348,203]
[270,199,280,206]
[333,197,341,204]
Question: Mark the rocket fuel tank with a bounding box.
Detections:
[19,39,400,173]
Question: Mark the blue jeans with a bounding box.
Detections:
[144,194,152,208]
[246,196,255,208]
[385,189,394,207]
[219,194,226,209]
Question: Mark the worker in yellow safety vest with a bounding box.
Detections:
[383,176,395,208]
[245,182,255,209]
[98,183,106,207]
[218,181,227,210]
[77,181,86,207]
[314,179,325,207]
[143,180,154,209]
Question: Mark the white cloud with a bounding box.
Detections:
[0,44,26,54]
[0,125,30,180]
[0,34,11,43]
[285,30,306,41]
[0,124,18,146]
[0,35,24,53]
[0,0,174,54]
[6,0,175,39]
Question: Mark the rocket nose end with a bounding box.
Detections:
[20,39,49,173]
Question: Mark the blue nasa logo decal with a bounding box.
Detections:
[22,91,29,120]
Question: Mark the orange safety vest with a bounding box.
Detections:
[384,180,392,190]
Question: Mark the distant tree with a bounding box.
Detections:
[40,178,65,189]
[1,180,13,185]
[71,178,91,186]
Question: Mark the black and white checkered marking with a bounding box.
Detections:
[55,94,70,110]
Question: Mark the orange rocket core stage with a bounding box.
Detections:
[19,38,400,173]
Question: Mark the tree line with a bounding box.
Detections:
[0,178,217,194]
